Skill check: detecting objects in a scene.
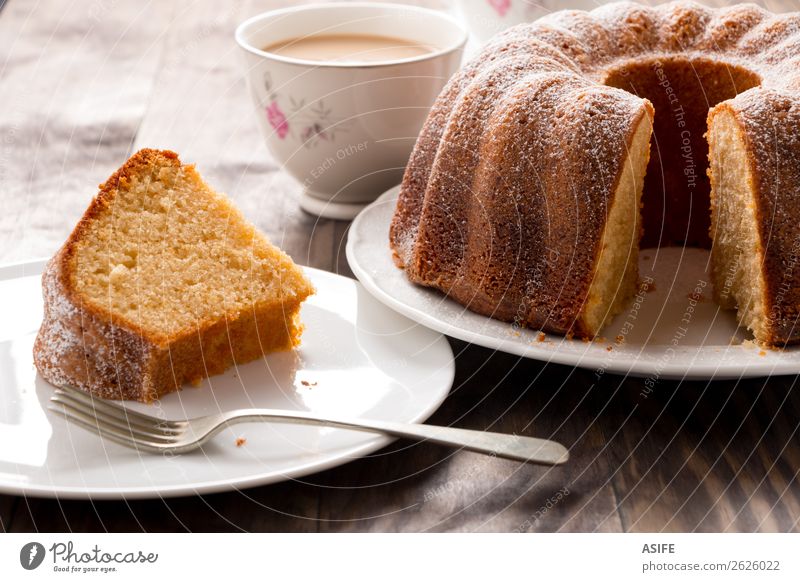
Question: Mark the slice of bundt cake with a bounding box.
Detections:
[708,92,800,346]
[34,149,314,402]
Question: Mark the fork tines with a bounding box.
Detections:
[49,385,185,452]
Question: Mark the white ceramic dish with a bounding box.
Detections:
[0,260,454,499]
[346,186,800,380]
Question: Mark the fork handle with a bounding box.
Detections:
[216,410,569,466]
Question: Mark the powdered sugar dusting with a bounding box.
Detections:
[34,248,151,400]
[390,0,800,338]
[34,253,80,385]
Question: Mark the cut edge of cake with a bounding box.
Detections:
[707,105,770,344]
[580,104,654,337]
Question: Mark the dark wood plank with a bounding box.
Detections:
[8,480,321,533]
[0,495,16,532]
[334,220,354,278]
[315,343,623,532]
[605,374,800,532]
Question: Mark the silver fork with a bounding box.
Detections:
[48,385,569,465]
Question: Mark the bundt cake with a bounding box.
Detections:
[34,149,314,402]
[390,1,800,346]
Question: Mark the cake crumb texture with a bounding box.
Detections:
[34,149,315,402]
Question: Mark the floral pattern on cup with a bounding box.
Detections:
[262,72,351,148]
[266,100,289,139]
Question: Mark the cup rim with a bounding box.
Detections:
[234,1,468,69]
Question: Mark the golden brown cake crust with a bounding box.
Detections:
[390,0,800,340]
[34,149,312,401]
[34,249,153,400]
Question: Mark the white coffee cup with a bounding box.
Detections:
[236,2,467,219]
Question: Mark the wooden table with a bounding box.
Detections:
[2,0,799,532]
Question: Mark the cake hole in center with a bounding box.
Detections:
[603,57,761,248]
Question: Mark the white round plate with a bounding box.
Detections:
[346,186,800,380]
[0,260,454,499]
